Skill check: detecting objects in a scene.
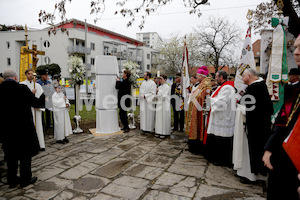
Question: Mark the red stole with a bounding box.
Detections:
[212,81,234,98]
[204,81,234,144]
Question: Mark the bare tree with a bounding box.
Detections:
[156,34,183,75]
[252,0,300,37]
[194,16,242,72]
[38,0,209,34]
[155,33,203,75]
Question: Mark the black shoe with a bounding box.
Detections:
[239,177,254,184]
[121,128,125,130]
[20,177,37,188]
[179,130,184,132]
[63,138,69,143]
[39,148,45,151]
[56,140,64,144]
[124,129,130,133]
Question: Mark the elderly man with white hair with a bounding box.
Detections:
[0,69,40,188]
[239,68,273,183]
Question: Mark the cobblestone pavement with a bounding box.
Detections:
[0,130,266,200]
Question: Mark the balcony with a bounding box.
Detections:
[67,45,91,55]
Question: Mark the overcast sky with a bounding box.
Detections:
[0,0,268,42]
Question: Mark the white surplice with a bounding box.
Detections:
[233,104,266,181]
[139,79,157,132]
[52,92,72,141]
[20,79,45,148]
[155,83,171,135]
[207,85,236,137]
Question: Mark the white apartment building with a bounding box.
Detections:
[136,32,162,50]
[0,19,158,79]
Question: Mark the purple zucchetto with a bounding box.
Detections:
[197,66,209,76]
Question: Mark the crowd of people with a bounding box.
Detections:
[0,36,300,199]
[0,69,72,188]
[116,35,300,199]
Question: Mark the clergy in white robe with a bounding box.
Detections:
[20,69,46,150]
[206,70,236,167]
[155,75,171,138]
[139,72,157,132]
[233,104,266,182]
[52,86,72,143]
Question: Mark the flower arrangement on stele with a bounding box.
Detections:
[123,61,140,88]
[68,56,86,85]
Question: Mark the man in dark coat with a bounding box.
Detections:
[171,73,184,132]
[263,67,300,200]
[0,69,41,188]
[116,70,132,133]
[242,68,273,176]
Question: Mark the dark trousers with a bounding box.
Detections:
[173,109,184,131]
[42,109,52,129]
[119,108,129,130]
[6,155,32,186]
[205,134,233,167]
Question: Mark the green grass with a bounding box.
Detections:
[69,104,96,123]
[68,104,176,127]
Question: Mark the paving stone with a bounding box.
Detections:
[69,174,110,193]
[85,143,109,154]
[142,190,191,200]
[53,153,95,169]
[32,155,62,168]
[169,177,198,198]
[149,145,182,156]
[205,164,263,193]
[52,142,95,157]
[10,197,31,200]
[93,158,132,179]
[120,145,152,161]
[136,154,174,168]
[173,152,207,166]
[112,140,139,152]
[53,191,74,200]
[34,165,65,181]
[60,162,99,180]
[90,193,120,200]
[168,163,205,178]
[71,196,88,200]
[123,164,164,180]
[153,172,186,188]
[24,177,72,200]
[1,189,25,199]
[194,184,231,199]
[112,176,149,189]
[138,140,159,148]
[101,183,146,200]
[88,149,124,165]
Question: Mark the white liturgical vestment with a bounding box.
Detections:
[20,79,45,149]
[207,85,236,137]
[233,104,267,181]
[52,92,72,140]
[155,83,171,135]
[139,79,156,132]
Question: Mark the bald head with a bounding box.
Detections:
[294,35,300,67]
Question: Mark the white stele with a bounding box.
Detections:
[95,55,120,134]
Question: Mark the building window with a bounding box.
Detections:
[44,56,51,64]
[7,58,11,66]
[104,46,109,55]
[147,64,150,70]
[91,58,95,65]
[44,40,50,48]
[147,54,150,59]
[91,43,95,51]
[6,42,10,50]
